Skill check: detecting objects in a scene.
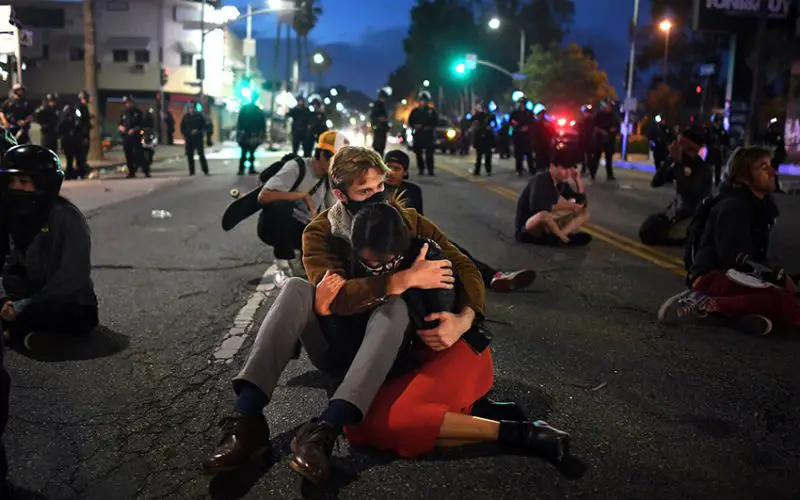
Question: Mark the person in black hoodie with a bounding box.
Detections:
[648,126,713,244]
[383,150,536,293]
[658,146,798,336]
[0,143,98,498]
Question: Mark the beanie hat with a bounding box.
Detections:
[384,150,410,170]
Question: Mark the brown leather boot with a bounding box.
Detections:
[202,413,271,474]
[289,419,338,484]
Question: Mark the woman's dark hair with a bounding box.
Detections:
[350,203,411,257]
[725,146,773,187]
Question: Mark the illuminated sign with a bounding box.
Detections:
[692,0,799,33]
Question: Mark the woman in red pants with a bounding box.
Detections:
[315,203,570,462]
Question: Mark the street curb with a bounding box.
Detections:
[87,146,224,175]
[615,159,800,178]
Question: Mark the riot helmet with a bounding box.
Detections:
[122,95,135,107]
[78,90,90,101]
[0,144,65,215]
[417,90,432,103]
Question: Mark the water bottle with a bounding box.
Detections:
[151,209,172,219]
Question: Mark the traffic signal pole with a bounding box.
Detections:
[621,0,640,161]
[245,3,252,77]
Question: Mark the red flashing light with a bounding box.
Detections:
[695,85,702,94]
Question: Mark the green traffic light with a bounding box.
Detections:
[455,62,466,74]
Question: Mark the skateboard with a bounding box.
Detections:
[221,169,276,231]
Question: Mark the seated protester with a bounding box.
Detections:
[0,144,98,349]
[649,126,713,244]
[384,149,537,293]
[514,143,592,246]
[659,146,800,336]
[255,130,346,279]
[339,203,570,461]
[202,146,482,484]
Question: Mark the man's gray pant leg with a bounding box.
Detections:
[233,277,330,398]
[331,296,410,416]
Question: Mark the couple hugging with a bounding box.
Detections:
[203,146,572,487]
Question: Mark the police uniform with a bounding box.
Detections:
[459,114,472,155]
[180,102,212,176]
[370,91,390,156]
[309,102,328,146]
[288,99,311,156]
[58,104,90,179]
[470,107,496,176]
[532,112,555,172]
[577,107,596,177]
[510,102,534,175]
[35,94,60,153]
[705,116,728,186]
[76,91,92,161]
[0,86,35,145]
[593,104,619,180]
[407,93,438,175]
[237,102,266,175]
[118,96,148,178]
[763,120,786,193]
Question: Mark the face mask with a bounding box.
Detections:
[4,190,40,216]
[345,190,387,215]
[359,254,404,276]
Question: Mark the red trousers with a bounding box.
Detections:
[345,340,494,458]
[693,270,800,327]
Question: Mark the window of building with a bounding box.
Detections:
[112,49,129,63]
[42,44,49,60]
[180,52,194,67]
[69,47,84,62]
[15,8,66,28]
[134,50,150,64]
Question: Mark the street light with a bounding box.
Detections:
[330,88,338,97]
[487,16,526,72]
[401,98,408,105]
[312,52,325,65]
[659,18,673,78]
[423,79,430,87]
[268,0,292,10]
[454,63,466,75]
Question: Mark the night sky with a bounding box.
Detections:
[221,0,654,96]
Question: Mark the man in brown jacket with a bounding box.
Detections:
[202,146,485,485]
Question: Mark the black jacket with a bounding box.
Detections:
[652,154,712,219]
[389,181,423,215]
[690,185,779,280]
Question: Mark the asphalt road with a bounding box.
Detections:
[4,143,799,500]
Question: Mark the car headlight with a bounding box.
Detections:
[446,129,456,139]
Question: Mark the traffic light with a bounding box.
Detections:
[160,68,169,86]
[695,85,702,94]
[236,77,257,102]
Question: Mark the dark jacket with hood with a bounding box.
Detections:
[689,184,779,280]
[651,153,713,219]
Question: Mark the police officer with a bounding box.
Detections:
[594,100,619,181]
[118,95,148,178]
[471,102,496,176]
[144,107,156,129]
[0,84,35,145]
[647,114,675,179]
[497,115,511,159]
[288,96,310,156]
[236,98,266,175]
[309,98,328,146]
[180,100,212,176]
[763,118,786,193]
[532,106,555,172]
[705,112,729,187]
[370,88,391,156]
[577,105,596,178]
[35,93,60,153]
[459,112,472,155]
[510,97,535,175]
[407,90,438,175]
[58,104,90,180]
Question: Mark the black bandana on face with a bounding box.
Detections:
[359,254,404,276]
[344,190,388,215]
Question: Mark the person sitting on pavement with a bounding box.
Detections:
[384,149,537,293]
[255,130,346,280]
[202,146,484,485]
[0,144,98,349]
[648,125,713,245]
[514,142,592,246]
[338,202,571,462]
[658,146,799,336]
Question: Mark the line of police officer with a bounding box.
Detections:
[287,97,329,160]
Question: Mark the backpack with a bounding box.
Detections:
[683,194,723,278]
[258,153,306,191]
[638,212,671,245]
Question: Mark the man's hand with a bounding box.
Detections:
[405,243,455,290]
[314,270,346,316]
[0,302,17,322]
[418,309,474,351]
[303,193,317,218]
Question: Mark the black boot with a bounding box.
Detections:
[498,420,570,463]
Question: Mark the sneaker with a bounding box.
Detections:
[567,232,592,246]
[658,290,711,324]
[490,270,537,293]
[733,314,772,336]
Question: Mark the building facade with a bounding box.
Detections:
[2,0,260,142]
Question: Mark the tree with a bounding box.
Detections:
[520,42,616,109]
[644,82,682,125]
[291,0,322,76]
[83,0,102,161]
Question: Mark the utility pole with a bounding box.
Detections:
[245,3,252,77]
[746,1,769,145]
[621,0,639,161]
[198,0,206,100]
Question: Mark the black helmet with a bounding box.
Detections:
[122,95,134,104]
[78,90,90,100]
[45,92,57,102]
[0,144,65,199]
[417,90,432,101]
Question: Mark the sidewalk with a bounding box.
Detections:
[79,144,190,178]
[610,152,800,177]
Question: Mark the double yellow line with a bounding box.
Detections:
[434,162,686,277]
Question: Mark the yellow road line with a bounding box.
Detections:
[434,161,685,277]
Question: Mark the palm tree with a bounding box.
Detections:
[292,0,322,84]
[83,0,103,160]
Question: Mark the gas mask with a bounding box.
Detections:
[358,254,404,276]
[344,190,388,215]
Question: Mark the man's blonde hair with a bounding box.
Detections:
[329,146,389,190]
